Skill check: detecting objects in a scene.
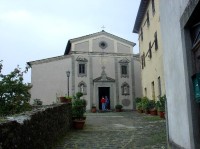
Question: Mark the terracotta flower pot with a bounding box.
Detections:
[91,107,97,113]
[116,108,122,112]
[59,97,67,103]
[73,120,85,129]
[159,111,165,119]
[150,109,157,115]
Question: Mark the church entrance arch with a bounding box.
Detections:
[98,87,110,110]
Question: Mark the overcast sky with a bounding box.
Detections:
[0,0,140,83]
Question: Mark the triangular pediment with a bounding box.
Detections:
[76,56,88,62]
[119,58,130,63]
[93,76,115,82]
[64,30,135,55]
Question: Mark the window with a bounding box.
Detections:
[148,42,152,58]
[141,56,144,69]
[121,65,129,78]
[140,28,143,41]
[144,88,147,97]
[154,31,158,50]
[151,81,155,100]
[147,11,150,27]
[121,65,127,75]
[76,56,88,77]
[152,0,155,16]
[78,81,87,95]
[143,52,146,66]
[79,64,85,74]
[119,58,129,78]
[158,77,162,98]
[121,82,130,95]
[141,52,146,69]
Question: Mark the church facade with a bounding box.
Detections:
[28,31,141,110]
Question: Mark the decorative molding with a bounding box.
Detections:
[121,82,130,95]
[122,99,131,106]
[99,41,108,49]
[76,56,88,62]
[119,58,130,63]
[78,81,87,95]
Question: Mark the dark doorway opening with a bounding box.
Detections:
[99,87,110,110]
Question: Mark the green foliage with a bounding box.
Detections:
[157,95,166,111]
[0,61,32,116]
[135,97,142,103]
[141,97,150,110]
[33,99,43,105]
[75,92,83,99]
[72,92,86,119]
[149,100,156,110]
[115,104,123,109]
[136,102,142,110]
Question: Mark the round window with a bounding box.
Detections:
[99,41,107,49]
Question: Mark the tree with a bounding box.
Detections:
[0,61,32,116]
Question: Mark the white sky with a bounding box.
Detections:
[0,0,140,83]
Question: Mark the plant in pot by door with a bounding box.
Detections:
[149,100,157,115]
[141,97,150,114]
[115,104,123,112]
[65,96,72,103]
[157,95,166,119]
[136,102,143,113]
[135,97,142,113]
[72,92,87,129]
[91,104,97,113]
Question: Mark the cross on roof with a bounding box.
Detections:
[101,25,106,30]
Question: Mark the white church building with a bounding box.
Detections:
[28,30,141,110]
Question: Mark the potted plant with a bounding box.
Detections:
[65,96,72,103]
[157,95,166,118]
[72,92,87,129]
[149,100,157,115]
[59,96,67,103]
[141,97,150,114]
[115,104,123,112]
[91,104,97,113]
[136,102,143,113]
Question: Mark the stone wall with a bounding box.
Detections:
[0,103,72,149]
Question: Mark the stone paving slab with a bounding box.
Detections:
[55,112,167,149]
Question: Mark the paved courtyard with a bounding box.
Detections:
[55,111,167,149]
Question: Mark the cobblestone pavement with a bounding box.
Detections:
[55,111,167,149]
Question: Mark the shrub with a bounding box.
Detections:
[135,97,142,103]
[115,104,123,109]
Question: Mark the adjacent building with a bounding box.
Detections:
[28,30,142,110]
[133,0,165,100]
[160,0,200,148]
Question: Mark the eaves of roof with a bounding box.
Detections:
[27,55,70,66]
[133,0,149,33]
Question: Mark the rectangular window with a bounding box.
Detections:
[141,56,144,69]
[140,28,143,41]
[152,0,155,16]
[121,65,127,75]
[158,77,162,97]
[144,88,147,97]
[147,11,150,27]
[79,64,85,74]
[154,31,158,50]
[149,42,152,58]
[151,81,155,100]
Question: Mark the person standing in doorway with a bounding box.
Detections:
[101,96,106,111]
[105,96,109,110]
